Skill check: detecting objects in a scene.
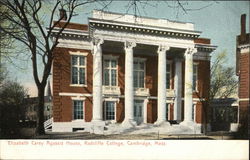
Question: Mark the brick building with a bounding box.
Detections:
[50,10,216,133]
[236,14,250,134]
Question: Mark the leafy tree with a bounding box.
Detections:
[196,50,238,134]
[210,50,238,99]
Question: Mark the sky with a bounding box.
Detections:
[5,1,250,97]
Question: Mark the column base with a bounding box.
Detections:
[89,121,105,134]
[180,121,201,134]
[154,120,170,127]
[122,119,137,128]
[179,121,197,127]
[91,119,103,122]
[230,123,239,132]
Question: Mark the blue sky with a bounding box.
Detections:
[6,1,250,96]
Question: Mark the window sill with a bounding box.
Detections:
[104,120,116,125]
[103,86,121,95]
[71,119,85,122]
[166,89,175,97]
[134,88,150,96]
[70,84,87,87]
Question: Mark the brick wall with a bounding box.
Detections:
[238,51,249,125]
[53,47,92,122]
[53,47,210,124]
[239,53,249,99]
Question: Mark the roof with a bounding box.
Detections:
[92,10,195,31]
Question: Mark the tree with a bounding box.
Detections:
[0,0,101,135]
[196,50,238,134]
[210,50,238,99]
[0,77,28,138]
[0,5,13,58]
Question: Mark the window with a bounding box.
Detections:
[166,63,171,89]
[71,55,86,85]
[73,100,84,120]
[193,64,198,91]
[134,100,143,117]
[166,103,170,120]
[103,59,117,86]
[134,60,145,88]
[104,101,115,120]
[192,104,195,121]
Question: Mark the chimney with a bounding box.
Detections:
[59,8,67,21]
[240,14,246,42]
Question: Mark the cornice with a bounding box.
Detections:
[195,43,217,52]
[49,27,90,40]
[89,18,201,39]
[238,44,250,49]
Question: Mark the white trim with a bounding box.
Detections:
[69,51,89,56]
[143,99,148,123]
[92,10,197,31]
[192,104,196,122]
[70,84,87,87]
[103,97,120,103]
[102,86,121,95]
[239,98,250,101]
[181,98,205,101]
[71,97,86,100]
[238,44,250,54]
[59,92,92,97]
[166,99,175,104]
[93,29,196,49]
[238,44,250,49]
[51,27,89,35]
[57,39,91,50]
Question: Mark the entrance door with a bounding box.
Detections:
[134,100,144,125]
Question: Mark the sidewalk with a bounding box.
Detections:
[32,131,235,140]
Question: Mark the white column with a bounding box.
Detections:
[122,41,137,127]
[155,45,170,126]
[174,59,182,122]
[92,38,104,122]
[181,47,197,126]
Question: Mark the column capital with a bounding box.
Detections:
[124,41,136,50]
[157,45,170,54]
[185,47,197,56]
[92,37,104,46]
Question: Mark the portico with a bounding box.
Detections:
[90,10,201,128]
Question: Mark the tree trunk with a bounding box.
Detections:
[202,100,210,135]
[36,87,45,135]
